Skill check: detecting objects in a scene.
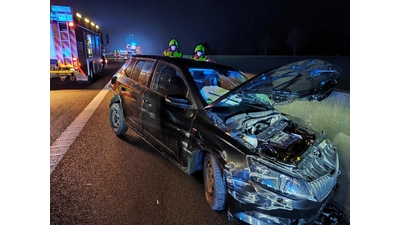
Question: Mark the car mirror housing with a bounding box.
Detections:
[111,76,117,85]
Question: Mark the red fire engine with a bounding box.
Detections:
[50,5,109,83]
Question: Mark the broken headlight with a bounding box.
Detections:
[247,156,316,201]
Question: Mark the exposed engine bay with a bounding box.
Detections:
[209,110,316,163]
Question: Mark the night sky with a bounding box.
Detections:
[50,0,349,55]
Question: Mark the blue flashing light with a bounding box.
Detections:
[51,5,72,13]
[55,14,73,22]
[50,13,57,21]
[51,5,73,22]
[63,50,70,57]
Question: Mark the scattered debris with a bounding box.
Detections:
[314,203,350,225]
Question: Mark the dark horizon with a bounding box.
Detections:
[49,0,350,56]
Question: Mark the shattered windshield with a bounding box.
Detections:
[189,68,248,104]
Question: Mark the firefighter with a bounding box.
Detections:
[163,39,182,58]
[190,44,209,61]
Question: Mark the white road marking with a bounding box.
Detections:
[50,82,110,174]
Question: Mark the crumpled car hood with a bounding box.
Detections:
[210,59,342,107]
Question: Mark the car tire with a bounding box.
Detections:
[110,102,128,136]
[203,153,227,211]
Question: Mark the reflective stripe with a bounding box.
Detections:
[51,22,64,67]
[69,26,78,58]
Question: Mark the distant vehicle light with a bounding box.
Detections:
[68,22,74,27]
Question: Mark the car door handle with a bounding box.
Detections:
[121,87,127,91]
[143,99,152,105]
[143,99,153,107]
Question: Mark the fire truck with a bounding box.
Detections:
[50,5,109,83]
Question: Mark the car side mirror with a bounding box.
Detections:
[165,94,192,109]
[111,76,117,85]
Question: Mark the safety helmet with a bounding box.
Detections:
[194,44,205,53]
[169,39,178,47]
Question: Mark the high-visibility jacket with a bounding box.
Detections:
[190,55,209,61]
[163,48,182,58]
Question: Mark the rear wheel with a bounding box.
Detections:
[110,102,128,136]
[203,153,227,211]
[87,63,94,83]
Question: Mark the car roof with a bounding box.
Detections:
[132,55,239,71]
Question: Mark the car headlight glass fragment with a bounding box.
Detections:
[247,156,315,201]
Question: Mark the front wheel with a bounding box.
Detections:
[109,102,128,136]
[203,153,227,211]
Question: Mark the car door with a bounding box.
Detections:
[119,58,155,132]
[142,62,197,164]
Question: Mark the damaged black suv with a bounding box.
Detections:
[108,55,343,225]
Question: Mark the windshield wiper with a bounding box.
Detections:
[238,94,273,110]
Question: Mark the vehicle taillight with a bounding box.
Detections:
[72,57,79,69]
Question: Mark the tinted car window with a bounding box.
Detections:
[151,64,186,96]
[123,58,137,77]
[138,61,155,85]
[130,60,145,81]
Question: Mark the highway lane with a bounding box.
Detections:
[50,60,244,224]
[50,61,125,146]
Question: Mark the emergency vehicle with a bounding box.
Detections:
[50,5,109,83]
[126,43,142,58]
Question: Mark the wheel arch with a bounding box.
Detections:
[109,94,122,106]
[187,147,227,176]
[109,95,128,136]
[187,149,204,174]
[109,95,126,121]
